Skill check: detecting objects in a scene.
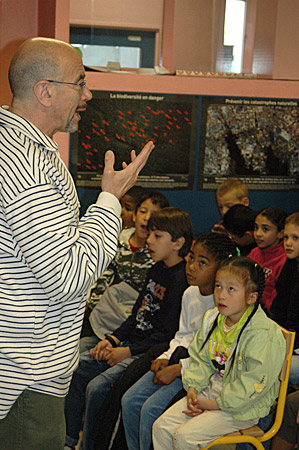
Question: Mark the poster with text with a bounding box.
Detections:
[198,96,299,190]
[71,91,198,189]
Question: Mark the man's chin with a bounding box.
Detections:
[65,120,79,134]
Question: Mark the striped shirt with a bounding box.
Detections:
[0,106,121,419]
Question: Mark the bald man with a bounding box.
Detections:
[0,38,153,450]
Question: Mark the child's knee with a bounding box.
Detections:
[85,377,103,401]
[121,389,130,409]
[152,415,163,438]
[173,428,189,450]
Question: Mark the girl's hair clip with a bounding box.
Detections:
[236,247,241,257]
[254,263,258,267]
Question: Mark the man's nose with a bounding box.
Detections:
[82,85,92,101]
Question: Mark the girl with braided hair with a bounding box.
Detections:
[153,257,286,450]
[122,232,239,450]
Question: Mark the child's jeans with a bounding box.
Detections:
[64,341,141,450]
[122,370,183,450]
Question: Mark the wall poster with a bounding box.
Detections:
[71,91,199,189]
[198,96,299,190]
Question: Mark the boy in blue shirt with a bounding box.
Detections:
[64,207,194,450]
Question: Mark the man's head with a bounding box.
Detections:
[8,37,92,137]
[216,178,249,217]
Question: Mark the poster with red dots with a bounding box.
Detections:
[71,91,198,189]
[198,96,299,190]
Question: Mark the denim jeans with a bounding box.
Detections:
[64,341,141,450]
[122,370,183,450]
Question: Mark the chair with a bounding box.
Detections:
[202,327,295,450]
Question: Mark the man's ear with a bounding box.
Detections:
[174,236,185,252]
[247,291,258,305]
[33,81,52,107]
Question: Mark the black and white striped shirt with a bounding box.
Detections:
[0,106,121,419]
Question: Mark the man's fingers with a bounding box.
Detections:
[130,141,154,173]
[104,150,115,171]
[130,150,137,162]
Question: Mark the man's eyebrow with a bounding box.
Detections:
[75,73,86,82]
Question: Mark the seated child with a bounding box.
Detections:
[64,207,194,450]
[271,212,299,386]
[86,190,169,311]
[121,232,238,450]
[120,186,147,229]
[212,178,249,234]
[223,204,256,255]
[248,206,287,310]
[80,190,169,341]
[152,257,286,450]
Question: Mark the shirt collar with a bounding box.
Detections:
[0,105,58,152]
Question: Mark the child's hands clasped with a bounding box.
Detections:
[153,364,182,385]
[150,358,169,373]
[183,388,220,417]
[90,336,122,363]
[105,346,132,366]
[90,339,112,361]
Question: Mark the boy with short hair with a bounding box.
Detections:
[223,204,256,255]
[212,178,249,234]
[81,191,169,344]
[64,207,194,450]
[87,190,169,311]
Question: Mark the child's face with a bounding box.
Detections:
[147,229,180,266]
[214,268,257,326]
[254,214,283,250]
[217,192,248,217]
[133,199,161,242]
[283,223,299,259]
[185,243,218,296]
[120,194,137,228]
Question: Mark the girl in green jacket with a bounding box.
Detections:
[152,257,286,450]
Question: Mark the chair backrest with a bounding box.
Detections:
[265,327,296,442]
[202,326,296,450]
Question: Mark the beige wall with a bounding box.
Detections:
[252,0,278,75]
[0,0,38,106]
[170,0,226,72]
[172,0,214,71]
[273,0,299,80]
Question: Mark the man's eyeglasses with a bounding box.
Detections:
[46,79,87,91]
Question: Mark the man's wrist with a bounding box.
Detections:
[96,192,121,216]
